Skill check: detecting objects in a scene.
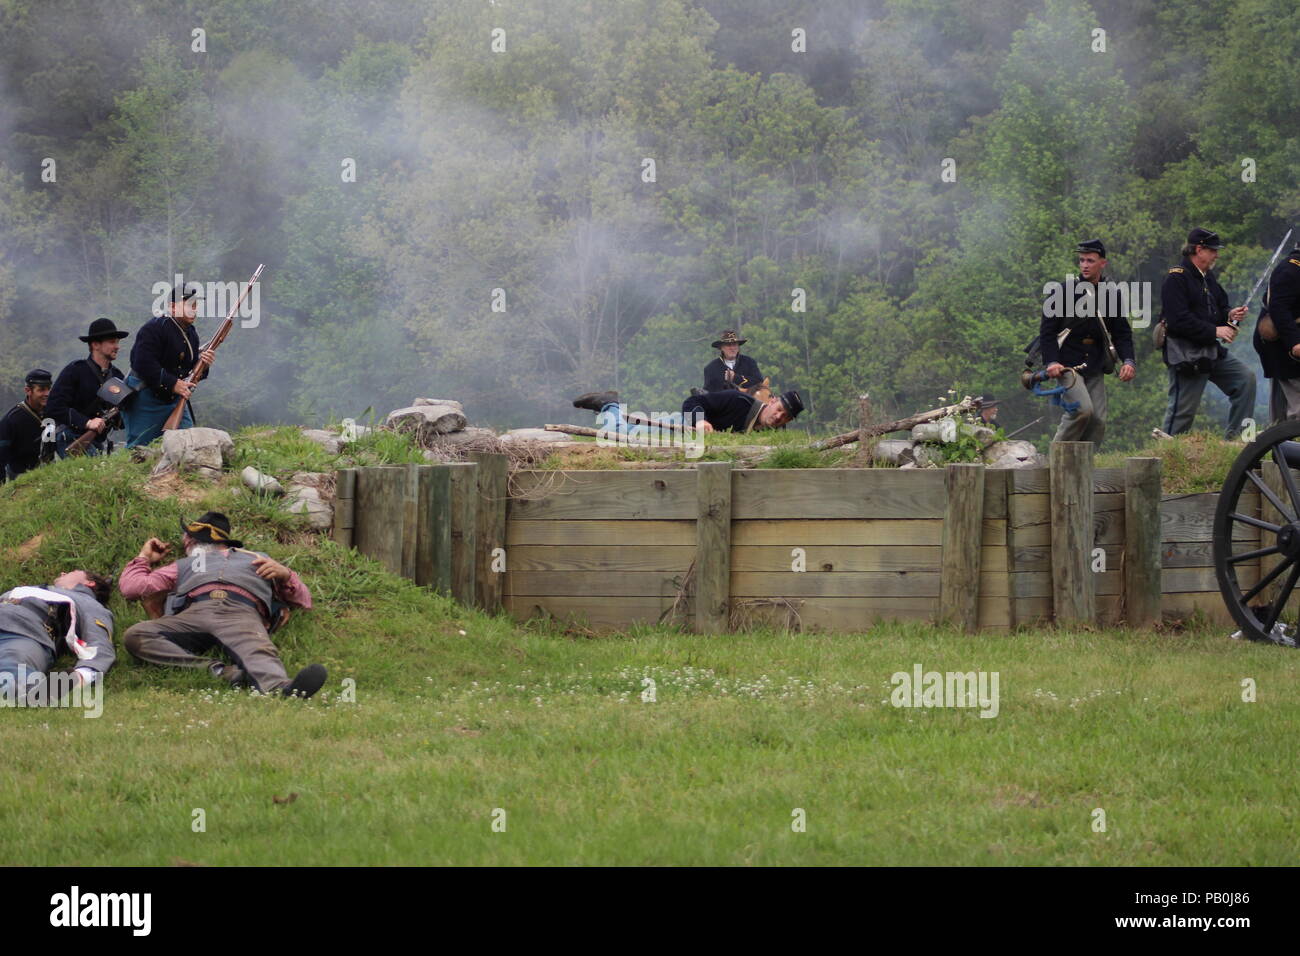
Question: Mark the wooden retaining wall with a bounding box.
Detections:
[335,444,1256,633]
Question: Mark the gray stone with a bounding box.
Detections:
[300,429,343,455]
[150,428,234,480]
[386,404,467,444]
[499,428,569,443]
[241,466,284,496]
[285,472,334,530]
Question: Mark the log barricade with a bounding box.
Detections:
[334,452,1247,632]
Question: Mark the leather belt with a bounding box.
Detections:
[186,589,264,617]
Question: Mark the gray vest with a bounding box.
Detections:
[170,548,275,612]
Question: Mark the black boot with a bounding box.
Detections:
[572,391,619,412]
[283,663,328,699]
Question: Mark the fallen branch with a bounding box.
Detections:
[812,397,977,450]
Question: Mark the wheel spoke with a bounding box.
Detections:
[1230,512,1282,534]
[1228,545,1281,564]
[1242,554,1297,605]
[1246,468,1296,523]
[1261,562,1300,632]
[1271,446,1300,516]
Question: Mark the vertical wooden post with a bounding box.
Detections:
[993,469,1016,629]
[446,461,478,606]
[470,452,509,613]
[353,465,407,575]
[415,464,452,595]
[400,463,420,581]
[1049,442,1095,625]
[856,394,876,465]
[940,462,985,632]
[694,461,733,633]
[331,468,356,548]
[1124,457,1162,627]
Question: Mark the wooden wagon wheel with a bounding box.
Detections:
[1214,419,1300,645]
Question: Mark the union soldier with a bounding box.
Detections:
[1160,227,1256,437]
[1252,244,1300,423]
[1039,239,1137,447]
[118,512,327,698]
[573,388,803,434]
[121,284,216,447]
[0,368,54,483]
[46,317,129,457]
[0,570,116,705]
[703,329,765,394]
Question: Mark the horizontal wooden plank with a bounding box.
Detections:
[731,595,1015,631]
[507,519,695,546]
[507,571,690,597]
[509,545,694,572]
[1000,571,1122,598]
[1013,545,1121,573]
[1161,492,1258,543]
[1012,493,1125,547]
[730,571,940,598]
[730,545,935,573]
[1161,591,1233,625]
[1162,567,1255,593]
[730,518,1005,548]
[507,471,698,519]
[1014,594,1122,623]
[1012,467,1127,494]
[505,595,686,631]
[731,469,948,520]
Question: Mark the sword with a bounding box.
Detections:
[1245,228,1293,313]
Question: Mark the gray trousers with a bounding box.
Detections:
[123,597,290,693]
[1163,351,1258,438]
[1269,377,1300,426]
[0,633,54,704]
[1051,372,1108,446]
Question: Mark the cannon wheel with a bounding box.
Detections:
[1214,419,1300,644]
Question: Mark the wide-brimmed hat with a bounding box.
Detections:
[79,317,130,343]
[180,511,243,549]
[712,328,747,349]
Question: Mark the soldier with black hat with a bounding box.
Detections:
[121,283,216,447]
[0,369,54,483]
[703,329,765,395]
[573,387,804,434]
[1160,227,1256,437]
[1038,238,1137,447]
[1252,242,1300,423]
[46,318,129,457]
[118,512,327,698]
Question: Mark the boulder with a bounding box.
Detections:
[241,466,284,496]
[983,440,1043,469]
[385,404,467,444]
[911,418,958,443]
[499,428,569,443]
[413,398,465,412]
[285,472,333,530]
[424,426,498,447]
[869,439,912,465]
[300,429,343,455]
[150,428,234,480]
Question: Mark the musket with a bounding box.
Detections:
[161,264,265,432]
[64,406,121,457]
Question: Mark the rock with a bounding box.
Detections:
[150,428,234,480]
[869,439,912,465]
[241,466,284,496]
[301,429,343,455]
[385,404,467,444]
[499,428,570,443]
[338,418,374,442]
[413,398,465,412]
[983,440,1043,469]
[285,472,334,530]
[912,418,958,443]
[424,426,498,447]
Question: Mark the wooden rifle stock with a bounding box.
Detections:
[65,406,122,457]
[161,264,265,432]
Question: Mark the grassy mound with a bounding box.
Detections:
[1097,432,1243,493]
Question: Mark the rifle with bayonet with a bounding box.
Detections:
[161,264,265,433]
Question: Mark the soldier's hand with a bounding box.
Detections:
[172,379,194,398]
[1216,325,1237,343]
[138,537,170,564]
[1045,362,1065,378]
[1118,363,1136,382]
[697,421,715,433]
[86,417,106,433]
[1291,344,1300,360]
[1229,306,1247,323]
[199,349,216,367]
[252,555,292,582]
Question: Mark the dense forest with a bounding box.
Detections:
[1,0,1296,449]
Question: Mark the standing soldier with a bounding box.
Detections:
[703,329,765,394]
[0,369,53,483]
[1160,227,1256,437]
[46,318,129,457]
[1039,239,1137,447]
[1252,243,1300,423]
[121,284,215,447]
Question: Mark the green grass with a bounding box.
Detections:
[1097,431,1244,493]
[1,434,1296,865]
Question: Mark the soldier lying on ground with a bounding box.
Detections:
[573,388,804,434]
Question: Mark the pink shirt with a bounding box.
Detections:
[119,554,313,610]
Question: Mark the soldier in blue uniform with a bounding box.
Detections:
[121,284,215,447]
[703,329,764,394]
[1252,244,1300,423]
[573,388,803,434]
[1038,238,1137,447]
[46,317,129,456]
[0,369,53,483]
[1160,227,1256,437]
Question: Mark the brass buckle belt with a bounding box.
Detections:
[186,589,263,617]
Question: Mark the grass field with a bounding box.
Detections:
[1,428,1295,866]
